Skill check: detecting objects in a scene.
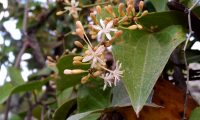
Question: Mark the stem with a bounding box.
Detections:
[14,40,29,68]
[100,65,113,73]
[118,26,129,30]
[182,1,200,119]
[4,96,11,120]
[84,33,93,47]
[22,0,29,36]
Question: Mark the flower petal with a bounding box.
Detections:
[82,55,93,62]
[71,0,76,6]
[95,45,105,55]
[100,19,105,29]
[106,20,113,29]
[103,83,107,90]
[91,57,97,68]
[110,28,118,32]
[64,7,71,10]
[97,30,103,41]
[75,1,79,7]
[97,57,106,65]
[92,25,102,30]
[105,33,112,40]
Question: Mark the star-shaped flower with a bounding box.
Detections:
[82,45,106,68]
[64,0,82,18]
[100,73,114,90]
[93,19,118,40]
[112,61,123,86]
[100,61,123,90]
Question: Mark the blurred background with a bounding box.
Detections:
[0,0,200,119]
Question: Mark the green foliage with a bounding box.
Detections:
[8,67,24,86]
[190,107,200,120]
[67,110,101,120]
[112,25,185,114]
[57,87,73,107]
[145,0,168,12]
[53,98,76,120]
[138,11,187,31]
[0,77,50,104]
[77,79,111,112]
[0,83,13,104]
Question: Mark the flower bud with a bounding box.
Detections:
[139,1,144,11]
[137,24,143,30]
[128,25,138,30]
[96,5,102,14]
[105,5,116,17]
[56,11,65,16]
[71,69,86,74]
[74,41,83,48]
[90,13,98,25]
[115,30,123,37]
[73,56,83,61]
[132,7,135,16]
[120,16,128,23]
[93,71,103,77]
[84,50,90,55]
[73,61,82,65]
[76,28,84,39]
[118,3,125,16]
[76,21,84,32]
[141,10,148,17]
[126,5,132,16]
[81,74,90,84]
[64,69,72,74]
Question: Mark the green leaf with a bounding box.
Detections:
[56,55,89,91]
[138,11,187,31]
[77,79,111,112]
[0,83,14,104]
[112,25,185,115]
[53,98,77,120]
[67,110,101,120]
[57,87,73,107]
[111,82,131,107]
[7,67,24,86]
[0,78,50,104]
[12,78,50,94]
[145,0,168,12]
[189,107,200,120]
[80,113,100,120]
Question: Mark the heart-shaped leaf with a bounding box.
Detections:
[112,25,185,115]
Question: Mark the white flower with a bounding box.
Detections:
[93,19,118,40]
[82,45,106,68]
[100,61,123,90]
[100,73,114,90]
[64,0,82,18]
[112,61,123,86]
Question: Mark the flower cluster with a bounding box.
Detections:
[89,0,148,40]
[64,21,123,90]
[56,0,81,18]
[62,0,148,90]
